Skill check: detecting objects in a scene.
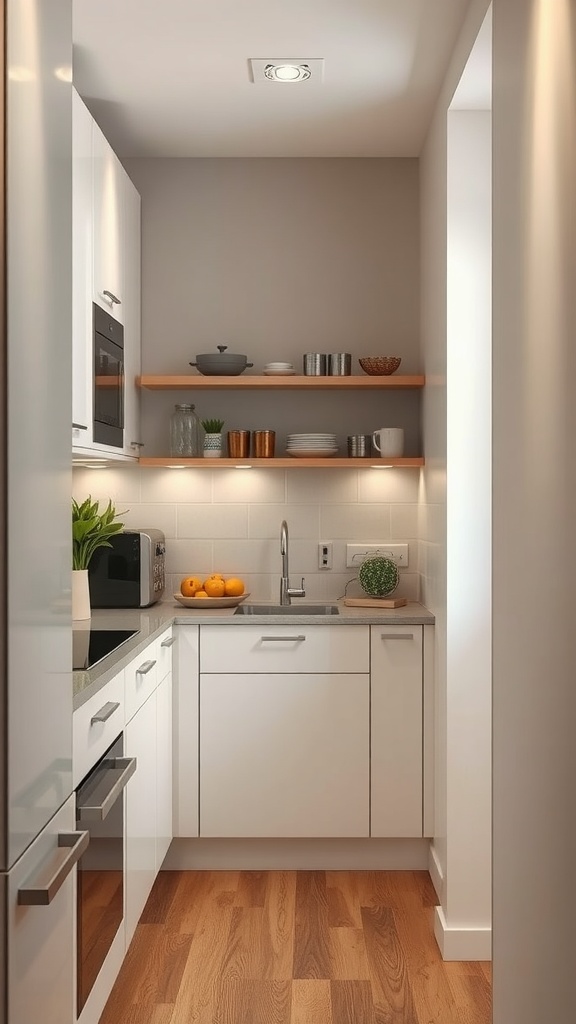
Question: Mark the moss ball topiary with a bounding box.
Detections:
[358,556,399,597]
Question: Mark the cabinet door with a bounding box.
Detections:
[155,672,173,869]
[173,627,199,837]
[72,89,93,445]
[92,121,124,323]
[200,673,369,838]
[371,625,423,837]
[6,796,77,1024]
[125,692,156,946]
[120,168,142,457]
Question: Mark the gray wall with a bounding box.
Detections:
[124,158,421,456]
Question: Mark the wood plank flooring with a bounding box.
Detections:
[100,871,491,1024]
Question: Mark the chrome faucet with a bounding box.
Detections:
[279,520,306,605]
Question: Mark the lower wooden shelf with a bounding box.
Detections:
[138,457,424,469]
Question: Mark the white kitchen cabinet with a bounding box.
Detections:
[155,671,173,869]
[371,624,423,837]
[121,167,143,457]
[125,689,157,947]
[92,121,124,323]
[6,795,78,1024]
[200,671,369,838]
[173,627,199,837]
[199,623,369,674]
[72,89,93,446]
[72,98,142,461]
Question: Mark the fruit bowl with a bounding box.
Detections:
[173,592,250,609]
[358,356,401,376]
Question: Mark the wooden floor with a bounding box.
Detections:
[100,870,491,1024]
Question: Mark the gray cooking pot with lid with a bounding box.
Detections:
[190,345,253,376]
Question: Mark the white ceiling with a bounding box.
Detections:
[73,0,473,158]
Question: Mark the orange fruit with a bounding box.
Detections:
[181,576,203,597]
[224,577,245,597]
[204,578,226,598]
[194,590,208,598]
[203,573,224,587]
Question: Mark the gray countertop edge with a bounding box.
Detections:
[73,599,435,710]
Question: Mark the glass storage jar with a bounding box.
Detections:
[170,403,200,457]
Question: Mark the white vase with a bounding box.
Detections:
[72,568,91,621]
[203,432,223,458]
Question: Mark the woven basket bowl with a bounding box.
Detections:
[358,356,401,376]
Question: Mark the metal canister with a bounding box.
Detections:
[303,353,327,375]
[327,353,352,375]
[347,434,372,457]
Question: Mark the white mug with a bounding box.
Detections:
[372,427,404,457]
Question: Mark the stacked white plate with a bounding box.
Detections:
[286,433,338,458]
[263,361,295,376]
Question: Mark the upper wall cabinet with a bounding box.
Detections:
[72,89,142,461]
[92,121,125,323]
[72,90,93,439]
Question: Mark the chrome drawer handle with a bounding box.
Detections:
[381,633,414,640]
[102,289,121,305]
[18,831,89,906]
[90,701,120,725]
[77,757,137,821]
[72,422,88,430]
[260,635,306,642]
[161,637,175,648]
[130,441,145,448]
[136,659,156,674]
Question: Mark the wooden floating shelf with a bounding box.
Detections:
[137,374,425,391]
[138,457,425,469]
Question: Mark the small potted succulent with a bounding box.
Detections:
[72,496,125,619]
[201,417,225,458]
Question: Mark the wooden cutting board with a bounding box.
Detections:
[344,596,408,609]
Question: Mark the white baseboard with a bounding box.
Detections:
[428,843,444,902]
[433,905,492,961]
[163,837,431,871]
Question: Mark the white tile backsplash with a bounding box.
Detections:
[248,504,320,539]
[286,469,358,504]
[73,466,423,603]
[320,503,391,539]
[212,469,286,504]
[121,503,177,538]
[358,467,420,503]
[177,503,249,539]
[140,468,213,503]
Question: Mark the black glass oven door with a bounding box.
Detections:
[75,735,136,1015]
[93,304,124,447]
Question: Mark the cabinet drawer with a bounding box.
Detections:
[200,624,369,674]
[156,626,174,682]
[73,671,124,787]
[125,640,159,722]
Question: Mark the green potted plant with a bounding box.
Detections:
[201,417,225,458]
[72,496,125,619]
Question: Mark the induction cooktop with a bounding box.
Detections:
[73,628,140,671]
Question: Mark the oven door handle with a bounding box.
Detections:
[77,757,137,822]
[18,830,89,906]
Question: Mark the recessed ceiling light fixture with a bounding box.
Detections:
[249,58,324,84]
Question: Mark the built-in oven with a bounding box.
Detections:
[93,302,124,447]
[75,733,136,1016]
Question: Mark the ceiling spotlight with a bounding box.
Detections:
[249,58,324,84]
[265,63,310,82]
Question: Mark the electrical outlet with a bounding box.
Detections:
[346,543,409,568]
[318,541,333,570]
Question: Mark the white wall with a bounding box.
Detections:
[492,0,576,1020]
[420,0,493,959]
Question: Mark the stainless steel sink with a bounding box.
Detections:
[234,603,339,616]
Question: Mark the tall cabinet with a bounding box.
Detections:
[72,89,142,461]
[2,2,75,1023]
